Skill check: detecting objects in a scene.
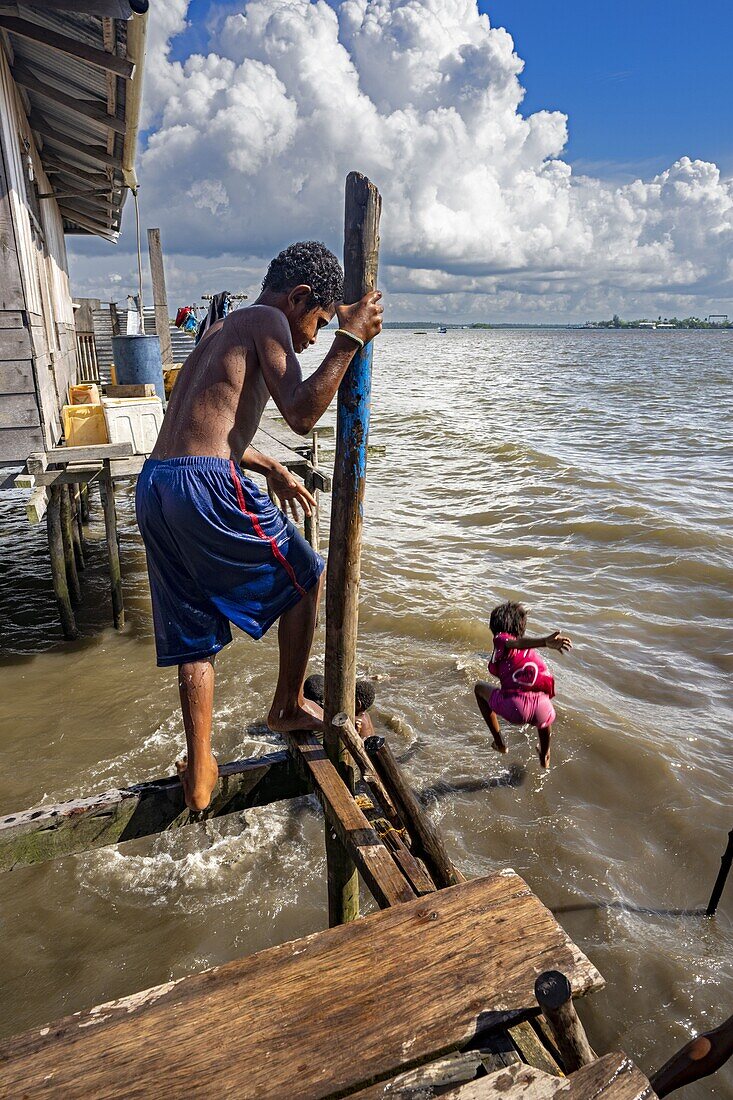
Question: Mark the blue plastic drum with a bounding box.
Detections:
[111,335,165,401]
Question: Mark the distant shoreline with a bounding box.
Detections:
[381,321,732,331]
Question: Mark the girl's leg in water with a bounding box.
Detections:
[474,682,507,754]
[537,724,552,768]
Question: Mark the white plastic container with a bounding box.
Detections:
[102,396,164,455]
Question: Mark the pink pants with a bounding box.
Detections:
[490,689,556,729]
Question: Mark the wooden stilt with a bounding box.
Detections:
[332,714,401,828]
[364,735,464,888]
[46,487,78,639]
[99,462,124,629]
[147,227,174,366]
[303,430,320,551]
[80,482,90,523]
[59,482,81,603]
[322,172,382,927]
[70,485,85,570]
[534,970,595,1072]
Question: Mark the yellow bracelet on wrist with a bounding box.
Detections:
[334,328,365,350]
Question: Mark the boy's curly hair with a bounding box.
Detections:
[262,241,344,308]
[303,673,375,715]
[489,601,527,637]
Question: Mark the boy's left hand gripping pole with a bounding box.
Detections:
[323,172,382,926]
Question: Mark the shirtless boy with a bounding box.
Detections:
[135,241,383,810]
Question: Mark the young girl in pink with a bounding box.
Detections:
[474,601,572,768]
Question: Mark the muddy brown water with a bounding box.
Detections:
[0,329,731,1096]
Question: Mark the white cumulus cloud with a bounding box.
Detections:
[69,0,733,321]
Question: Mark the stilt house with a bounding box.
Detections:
[0,0,147,465]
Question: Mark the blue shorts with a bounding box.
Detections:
[135,456,325,666]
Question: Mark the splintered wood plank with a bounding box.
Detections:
[0,873,603,1099]
[0,751,307,873]
[440,1052,655,1099]
[286,731,416,908]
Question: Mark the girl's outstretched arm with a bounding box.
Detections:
[505,631,572,653]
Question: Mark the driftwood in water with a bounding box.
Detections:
[333,713,400,826]
[286,731,416,908]
[0,872,604,1099]
[0,751,307,873]
[650,1013,733,1097]
[534,970,595,1073]
[364,734,464,889]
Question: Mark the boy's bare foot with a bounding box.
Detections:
[175,752,219,811]
[267,698,324,734]
[491,738,509,754]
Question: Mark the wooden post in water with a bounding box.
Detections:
[59,482,81,603]
[46,487,78,639]
[322,172,382,927]
[80,482,91,523]
[99,461,124,629]
[70,485,85,571]
[534,970,595,1073]
[147,227,174,366]
[303,429,319,552]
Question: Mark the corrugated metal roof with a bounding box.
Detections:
[1,2,144,239]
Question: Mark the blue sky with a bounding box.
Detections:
[479,0,733,177]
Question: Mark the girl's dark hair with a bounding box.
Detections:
[489,601,527,637]
[262,241,344,308]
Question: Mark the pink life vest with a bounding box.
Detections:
[488,633,555,698]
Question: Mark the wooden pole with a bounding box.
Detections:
[99,462,124,629]
[59,482,81,603]
[533,970,595,1073]
[322,171,382,927]
[70,485,85,570]
[650,1013,733,1097]
[364,735,464,889]
[80,482,91,523]
[303,430,319,551]
[46,488,78,639]
[147,228,174,366]
[109,301,121,337]
[706,827,733,916]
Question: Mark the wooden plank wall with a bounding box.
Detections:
[0,39,79,463]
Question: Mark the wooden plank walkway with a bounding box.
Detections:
[0,872,603,1100]
[0,750,306,873]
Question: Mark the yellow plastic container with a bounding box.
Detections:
[69,383,100,405]
[62,403,109,446]
[163,365,182,399]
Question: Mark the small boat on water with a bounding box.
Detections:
[438,325,448,333]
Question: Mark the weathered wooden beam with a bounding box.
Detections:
[0,16,134,78]
[46,486,77,638]
[12,58,126,134]
[323,171,382,927]
[39,442,132,465]
[60,480,81,600]
[0,751,307,874]
[45,155,111,187]
[534,971,595,1073]
[59,206,118,240]
[364,734,465,889]
[286,731,416,908]
[26,485,48,524]
[32,465,102,487]
[99,462,124,629]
